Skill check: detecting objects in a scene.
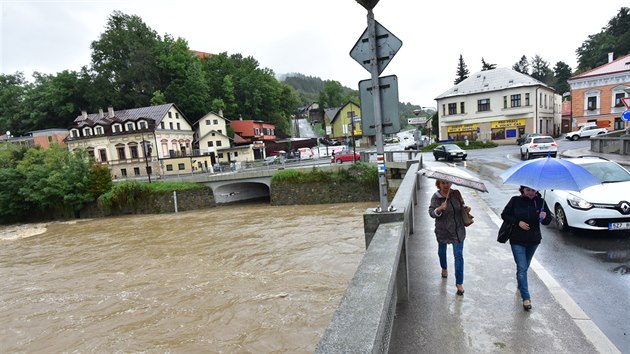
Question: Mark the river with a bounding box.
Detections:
[0,202,373,353]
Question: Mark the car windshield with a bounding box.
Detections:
[444,145,461,151]
[582,161,630,183]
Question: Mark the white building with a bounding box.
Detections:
[435,68,561,145]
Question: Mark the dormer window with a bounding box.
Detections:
[139,121,147,129]
[71,129,80,138]
[95,126,104,135]
[126,122,135,131]
[112,124,122,133]
[82,127,92,136]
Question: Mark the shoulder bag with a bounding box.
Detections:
[455,190,474,227]
[497,221,513,243]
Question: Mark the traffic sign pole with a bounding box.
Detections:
[366,9,389,212]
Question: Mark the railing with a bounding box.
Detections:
[590,130,630,155]
[315,156,423,353]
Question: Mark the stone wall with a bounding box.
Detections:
[270,181,379,205]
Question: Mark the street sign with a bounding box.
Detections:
[408,117,426,125]
[622,110,630,122]
[359,75,400,136]
[350,20,402,75]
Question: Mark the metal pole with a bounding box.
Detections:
[367,10,389,212]
[142,131,152,183]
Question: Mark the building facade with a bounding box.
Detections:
[194,111,258,167]
[567,53,630,132]
[435,68,561,145]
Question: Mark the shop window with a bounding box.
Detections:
[491,128,506,140]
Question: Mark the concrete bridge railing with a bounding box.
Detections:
[315,157,423,353]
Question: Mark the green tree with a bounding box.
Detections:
[576,7,630,72]
[512,55,530,74]
[530,55,553,84]
[481,57,497,71]
[552,61,573,94]
[319,80,345,108]
[454,54,469,84]
[0,73,30,135]
[90,11,162,109]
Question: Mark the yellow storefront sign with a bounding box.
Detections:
[447,124,478,133]
[492,119,526,128]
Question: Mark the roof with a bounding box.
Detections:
[435,68,549,100]
[569,54,630,81]
[72,103,186,128]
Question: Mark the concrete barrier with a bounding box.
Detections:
[315,158,423,353]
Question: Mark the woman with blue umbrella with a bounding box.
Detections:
[499,157,599,311]
[500,185,552,311]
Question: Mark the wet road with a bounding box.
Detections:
[422,139,630,352]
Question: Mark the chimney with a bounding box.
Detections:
[98,108,104,118]
[608,52,614,63]
[108,106,115,117]
[81,110,88,120]
[218,109,223,117]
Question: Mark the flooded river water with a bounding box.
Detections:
[0,202,373,353]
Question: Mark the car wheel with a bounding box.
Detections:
[462,157,467,161]
[551,153,557,158]
[554,205,570,232]
[525,150,531,160]
[520,150,525,160]
[336,159,342,164]
[571,135,579,141]
[434,154,439,161]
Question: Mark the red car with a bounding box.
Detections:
[331,152,360,164]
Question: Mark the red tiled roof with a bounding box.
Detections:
[191,50,213,59]
[569,54,630,80]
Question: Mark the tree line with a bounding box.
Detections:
[0,11,303,137]
[452,7,629,94]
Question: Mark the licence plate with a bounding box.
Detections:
[539,146,549,150]
[609,222,630,230]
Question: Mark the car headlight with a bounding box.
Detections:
[566,194,593,210]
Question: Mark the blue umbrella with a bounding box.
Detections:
[500,157,601,219]
[500,157,600,191]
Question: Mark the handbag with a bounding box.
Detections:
[455,190,474,227]
[497,221,513,243]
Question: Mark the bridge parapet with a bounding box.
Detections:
[316,158,423,353]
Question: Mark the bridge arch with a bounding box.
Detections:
[210,180,271,204]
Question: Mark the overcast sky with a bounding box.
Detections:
[1,0,627,109]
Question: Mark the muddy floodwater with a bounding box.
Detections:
[0,202,373,353]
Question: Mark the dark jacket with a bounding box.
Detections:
[501,194,552,245]
[429,188,466,244]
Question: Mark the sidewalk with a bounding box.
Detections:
[387,171,621,353]
[560,146,630,166]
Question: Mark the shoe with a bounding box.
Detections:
[523,300,532,311]
[456,285,464,296]
[441,269,448,278]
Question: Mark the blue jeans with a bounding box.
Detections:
[438,241,464,285]
[510,243,539,301]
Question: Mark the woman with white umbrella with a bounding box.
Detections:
[500,185,552,311]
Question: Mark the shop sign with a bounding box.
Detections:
[491,119,525,128]
[447,124,478,133]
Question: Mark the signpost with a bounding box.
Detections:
[622,97,630,123]
[351,1,402,212]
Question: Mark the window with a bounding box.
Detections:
[477,99,490,112]
[166,164,173,171]
[442,104,446,116]
[169,122,173,129]
[525,93,530,106]
[448,103,457,115]
[254,128,261,135]
[113,124,122,133]
[95,126,103,135]
[216,141,222,147]
[208,141,214,147]
[176,123,180,130]
[460,102,465,114]
[217,129,223,134]
[511,94,521,107]
[48,136,53,142]
[121,169,127,177]
[178,163,185,170]
[116,146,126,160]
[134,167,140,176]
[168,112,172,118]
[146,166,152,175]
[139,121,147,129]
[503,96,507,109]
[587,96,597,110]
[83,128,92,136]
[98,149,108,162]
[539,93,543,107]
[206,120,211,125]
[71,130,79,138]
[615,92,626,107]
[218,153,224,158]
[130,145,139,159]
[175,113,179,119]
[213,119,218,124]
[160,122,165,129]
[126,122,134,131]
[234,151,239,157]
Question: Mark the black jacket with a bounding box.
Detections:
[501,194,552,245]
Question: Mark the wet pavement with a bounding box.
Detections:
[387,149,628,353]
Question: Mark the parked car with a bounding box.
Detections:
[433,144,467,161]
[331,152,360,164]
[565,125,608,141]
[519,135,557,160]
[543,156,630,232]
[263,155,282,166]
[516,133,541,146]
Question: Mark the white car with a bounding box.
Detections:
[543,157,630,232]
[520,135,558,160]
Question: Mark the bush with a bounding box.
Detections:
[271,163,378,187]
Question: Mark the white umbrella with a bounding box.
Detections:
[418,166,488,193]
